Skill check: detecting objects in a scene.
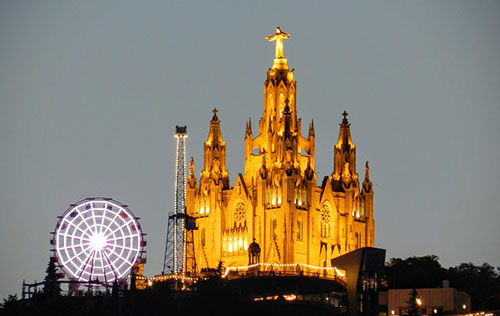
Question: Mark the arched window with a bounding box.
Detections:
[320,204,331,238]
[234,202,246,226]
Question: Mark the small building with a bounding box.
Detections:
[387,284,471,315]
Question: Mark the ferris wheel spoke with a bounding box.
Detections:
[104,219,133,239]
[57,242,91,251]
[87,250,98,282]
[108,244,127,262]
[90,206,100,235]
[100,252,109,284]
[110,243,138,253]
[107,233,140,242]
[99,204,108,235]
[67,245,93,265]
[72,233,91,243]
[54,198,142,284]
[65,219,93,239]
[94,250,107,284]
[101,250,119,280]
[75,249,95,281]
[58,231,91,242]
[76,206,94,233]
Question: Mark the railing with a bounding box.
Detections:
[222,262,346,286]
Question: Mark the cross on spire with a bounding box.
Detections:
[212,108,219,122]
[342,110,349,125]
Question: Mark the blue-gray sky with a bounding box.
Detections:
[1,1,499,298]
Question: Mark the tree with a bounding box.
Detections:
[385,255,445,289]
[1,294,20,315]
[406,288,419,316]
[43,257,61,298]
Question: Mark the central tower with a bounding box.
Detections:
[186,28,374,273]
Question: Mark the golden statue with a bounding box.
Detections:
[266,27,290,59]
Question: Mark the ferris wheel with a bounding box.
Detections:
[51,198,145,285]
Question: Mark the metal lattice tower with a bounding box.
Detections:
[163,126,187,274]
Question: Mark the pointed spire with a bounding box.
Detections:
[333,110,357,181]
[337,110,353,147]
[309,119,315,137]
[362,161,373,194]
[189,157,195,177]
[245,117,252,137]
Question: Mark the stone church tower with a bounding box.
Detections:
[186,28,374,272]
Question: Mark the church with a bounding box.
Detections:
[186,27,374,273]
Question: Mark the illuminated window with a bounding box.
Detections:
[228,237,233,252]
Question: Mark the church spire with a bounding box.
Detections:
[245,117,252,139]
[337,111,353,147]
[333,111,357,181]
[362,161,373,194]
[202,108,229,187]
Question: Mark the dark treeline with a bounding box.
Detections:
[383,255,500,310]
[1,255,499,315]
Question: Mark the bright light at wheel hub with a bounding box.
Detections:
[90,232,107,251]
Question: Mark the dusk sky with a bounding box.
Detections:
[1,1,499,299]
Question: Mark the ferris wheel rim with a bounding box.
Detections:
[52,197,144,284]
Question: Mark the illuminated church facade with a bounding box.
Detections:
[186,28,374,271]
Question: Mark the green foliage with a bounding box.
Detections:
[406,289,419,316]
[385,255,444,289]
[384,256,500,310]
[43,257,61,298]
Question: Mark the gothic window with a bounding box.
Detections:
[320,204,330,238]
[200,197,209,215]
[234,202,246,226]
[295,188,307,209]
